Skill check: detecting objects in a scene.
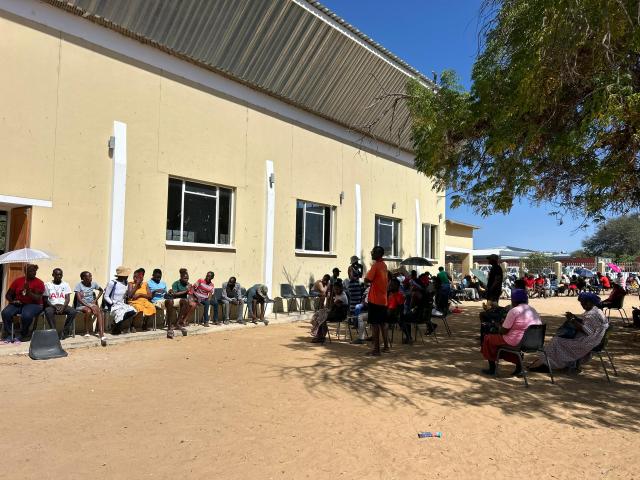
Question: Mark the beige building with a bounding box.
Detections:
[445,220,478,277]
[0,0,451,307]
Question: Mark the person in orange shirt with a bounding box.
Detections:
[364,245,389,356]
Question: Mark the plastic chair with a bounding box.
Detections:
[280,284,299,315]
[294,285,311,314]
[496,324,554,387]
[325,304,349,343]
[603,297,629,325]
[591,325,618,382]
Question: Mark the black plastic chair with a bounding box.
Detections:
[591,325,618,382]
[408,307,438,345]
[496,323,554,387]
[325,304,349,343]
[603,297,629,325]
[280,284,299,315]
[294,285,311,314]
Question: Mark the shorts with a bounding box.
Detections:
[367,303,388,325]
[152,299,167,308]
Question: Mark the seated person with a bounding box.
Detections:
[192,272,218,326]
[601,274,611,290]
[387,279,410,343]
[311,274,331,309]
[600,282,626,309]
[44,268,77,340]
[104,266,137,335]
[1,264,45,344]
[462,275,480,300]
[310,282,348,343]
[529,293,608,372]
[575,275,587,293]
[533,274,545,297]
[481,289,542,376]
[221,276,244,324]
[127,268,156,331]
[246,284,269,325]
[74,271,107,346]
[147,268,173,318]
[168,268,195,337]
[351,286,370,345]
[523,274,535,296]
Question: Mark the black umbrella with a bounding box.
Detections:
[400,256,434,267]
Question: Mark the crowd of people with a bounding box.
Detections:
[308,248,471,355]
[1,264,272,346]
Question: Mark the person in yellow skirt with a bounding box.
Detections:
[127,268,156,332]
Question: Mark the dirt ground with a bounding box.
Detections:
[1,296,639,480]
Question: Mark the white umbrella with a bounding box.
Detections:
[0,248,56,264]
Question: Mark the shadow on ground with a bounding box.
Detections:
[274,304,640,432]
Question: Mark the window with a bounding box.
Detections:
[166,178,234,245]
[422,223,439,260]
[295,200,334,252]
[375,216,401,258]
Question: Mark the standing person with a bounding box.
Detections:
[347,256,363,281]
[486,254,504,307]
[43,268,77,339]
[221,276,244,324]
[1,264,45,344]
[74,271,107,346]
[364,245,389,356]
[192,271,218,326]
[127,268,156,331]
[246,284,269,325]
[346,267,364,317]
[167,268,192,338]
[104,266,137,335]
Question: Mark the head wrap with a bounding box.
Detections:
[511,289,528,304]
[578,292,601,307]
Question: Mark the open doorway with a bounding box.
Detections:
[0,207,32,308]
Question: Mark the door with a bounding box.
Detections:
[6,207,32,291]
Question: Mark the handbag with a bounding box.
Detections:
[556,320,577,339]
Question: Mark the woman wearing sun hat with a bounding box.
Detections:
[103,266,137,335]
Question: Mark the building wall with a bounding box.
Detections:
[444,224,474,251]
[0,12,445,297]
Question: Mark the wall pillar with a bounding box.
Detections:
[554,261,563,279]
[108,121,127,278]
[519,261,526,279]
[597,261,606,274]
[462,254,472,276]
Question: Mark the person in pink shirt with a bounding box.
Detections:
[191,271,218,326]
[481,289,542,376]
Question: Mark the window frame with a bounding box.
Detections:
[295,199,336,254]
[422,223,439,260]
[165,177,235,248]
[375,215,402,259]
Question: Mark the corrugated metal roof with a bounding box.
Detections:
[41,0,431,151]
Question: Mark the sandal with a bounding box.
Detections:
[167,330,175,339]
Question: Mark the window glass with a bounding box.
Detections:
[166,178,183,241]
[218,187,232,244]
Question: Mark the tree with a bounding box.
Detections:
[525,252,555,274]
[407,0,640,221]
[582,214,640,259]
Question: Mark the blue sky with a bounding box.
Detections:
[320,0,595,252]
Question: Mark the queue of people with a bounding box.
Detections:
[1,264,270,346]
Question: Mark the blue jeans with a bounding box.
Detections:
[200,298,219,324]
[2,303,43,339]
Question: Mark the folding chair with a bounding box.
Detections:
[294,285,312,314]
[496,324,554,387]
[410,309,438,345]
[603,297,630,325]
[280,284,299,315]
[325,305,348,342]
[591,325,618,382]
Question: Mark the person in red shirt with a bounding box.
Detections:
[601,274,611,290]
[387,278,411,344]
[523,274,535,297]
[364,245,389,356]
[1,264,45,343]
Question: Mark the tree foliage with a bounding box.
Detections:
[525,252,556,273]
[582,214,640,258]
[407,0,640,220]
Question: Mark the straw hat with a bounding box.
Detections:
[115,266,131,277]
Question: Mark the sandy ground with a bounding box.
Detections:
[1,296,639,480]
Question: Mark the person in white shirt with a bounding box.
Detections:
[44,268,77,339]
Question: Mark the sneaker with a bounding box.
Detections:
[203,322,210,328]
[223,320,230,325]
[431,309,444,317]
[100,336,108,347]
[238,320,246,325]
[263,320,269,326]
[84,333,91,338]
[180,327,188,336]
